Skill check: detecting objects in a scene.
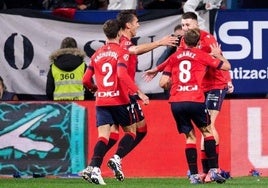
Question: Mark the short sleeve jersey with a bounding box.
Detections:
[164,47,222,103]
[119,35,137,81]
[84,42,135,106]
[180,30,231,91]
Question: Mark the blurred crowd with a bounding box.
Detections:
[1,0,268,11]
[0,0,179,10]
[0,0,229,11]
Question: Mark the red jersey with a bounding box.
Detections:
[163,47,222,103]
[83,42,138,106]
[119,35,137,81]
[158,30,231,92]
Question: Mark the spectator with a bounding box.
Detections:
[46,37,93,100]
[0,76,19,101]
[51,0,78,9]
[0,0,5,9]
[76,0,108,10]
[241,0,268,8]
[156,24,184,66]
[51,0,108,10]
[141,0,182,9]
[76,0,98,10]
[3,0,44,9]
[108,0,138,10]
[156,24,184,98]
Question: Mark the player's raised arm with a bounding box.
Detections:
[210,43,231,71]
[129,35,178,55]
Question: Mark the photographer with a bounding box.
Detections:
[155,24,183,99]
[156,24,184,66]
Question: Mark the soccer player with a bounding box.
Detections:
[179,12,234,182]
[109,10,178,159]
[157,28,230,184]
[81,19,149,185]
[144,12,234,182]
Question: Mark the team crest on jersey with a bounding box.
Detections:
[124,41,132,45]
[123,54,129,61]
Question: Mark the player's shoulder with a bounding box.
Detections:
[200,30,216,41]
[116,45,129,56]
[120,36,133,46]
[191,47,209,58]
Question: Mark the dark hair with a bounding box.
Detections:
[184,28,200,47]
[182,12,198,20]
[116,10,137,29]
[174,24,182,32]
[103,19,120,39]
[60,37,77,49]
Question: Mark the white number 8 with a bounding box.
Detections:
[179,60,191,83]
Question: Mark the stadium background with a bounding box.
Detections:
[0,7,267,177]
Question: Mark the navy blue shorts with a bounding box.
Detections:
[170,102,211,134]
[205,88,227,111]
[129,95,145,123]
[96,104,135,127]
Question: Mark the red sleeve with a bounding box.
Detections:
[157,48,182,72]
[117,53,139,93]
[200,30,217,53]
[223,70,232,82]
[82,65,94,89]
[157,58,170,72]
[163,60,172,73]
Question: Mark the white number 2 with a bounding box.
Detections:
[102,62,114,86]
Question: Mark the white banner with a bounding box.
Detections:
[0,11,208,95]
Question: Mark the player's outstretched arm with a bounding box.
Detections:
[129,35,178,55]
[143,67,159,82]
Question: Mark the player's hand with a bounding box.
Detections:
[77,4,87,10]
[159,75,172,90]
[158,35,179,47]
[210,43,222,57]
[142,68,158,82]
[90,84,98,93]
[137,90,149,105]
[227,82,234,93]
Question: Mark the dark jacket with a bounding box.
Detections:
[46,48,94,100]
[1,91,17,100]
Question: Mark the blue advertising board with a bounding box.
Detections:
[0,102,86,176]
[215,10,268,94]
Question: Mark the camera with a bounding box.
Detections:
[171,34,182,46]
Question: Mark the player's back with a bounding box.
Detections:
[167,47,220,103]
[180,30,229,91]
[91,43,130,106]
